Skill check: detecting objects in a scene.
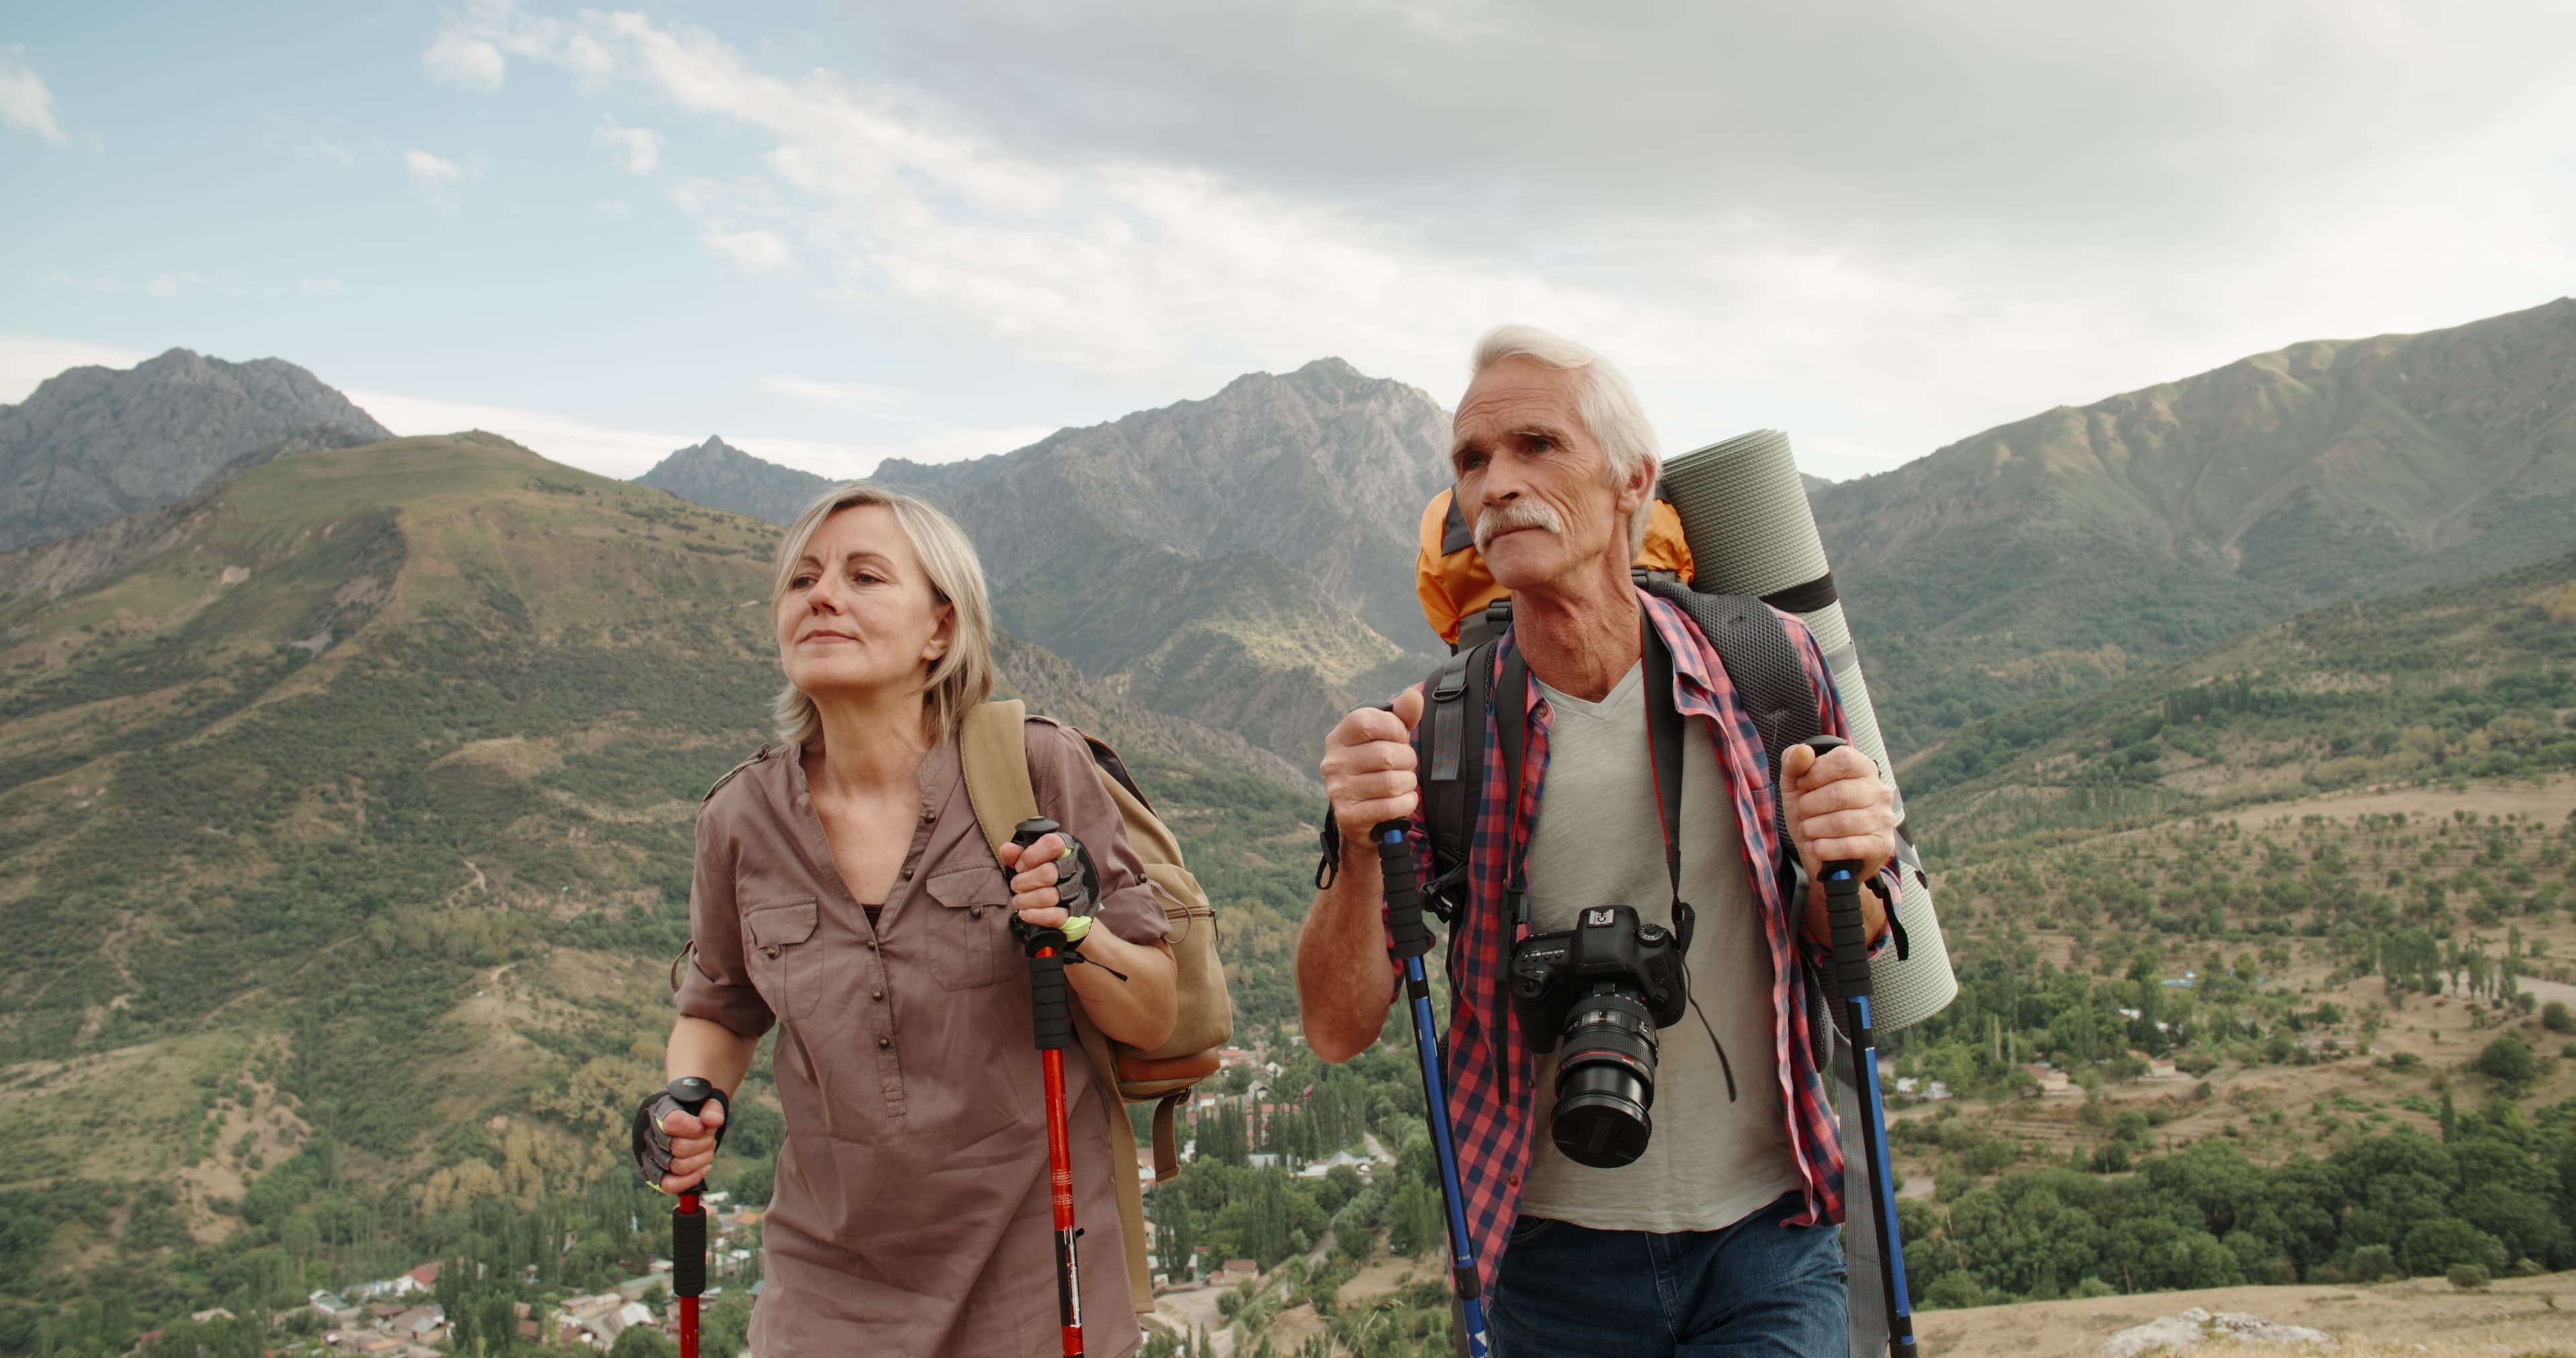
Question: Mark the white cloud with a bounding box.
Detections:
[347,386,1038,480]
[594,198,632,219]
[314,139,356,165]
[39,270,127,294]
[299,278,343,295]
[761,376,908,416]
[703,227,790,271]
[144,272,206,298]
[594,116,660,174]
[0,45,68,144]
[421,3,2576,479]
[406,150,479,213]
[421,29,504,91]
[0,335,150,405]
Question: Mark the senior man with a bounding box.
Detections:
[1297,325,1901,1356]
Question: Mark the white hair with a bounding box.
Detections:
[1470,325,1659,556]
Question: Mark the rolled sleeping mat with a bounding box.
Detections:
[1660,429,1957,1033]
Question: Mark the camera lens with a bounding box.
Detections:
[1550,987,1658,1168]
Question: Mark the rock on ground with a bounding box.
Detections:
[2099,1307,2334,1357]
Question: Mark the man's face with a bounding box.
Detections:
[1450,355,1647,595]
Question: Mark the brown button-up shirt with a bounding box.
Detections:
[677,718,1168,1358]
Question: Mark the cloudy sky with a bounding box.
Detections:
[4,1,2572,483]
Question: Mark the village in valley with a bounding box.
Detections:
[142,1195,767,1358]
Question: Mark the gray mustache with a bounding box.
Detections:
[1474,501,1564,554]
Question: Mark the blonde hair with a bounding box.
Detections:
[769,484,994,748]
[1471,324,1660,557]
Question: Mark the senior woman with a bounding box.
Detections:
[635,484,1176,1357]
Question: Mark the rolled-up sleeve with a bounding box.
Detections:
[674,797,776,1038]
[1032,722,1170,948]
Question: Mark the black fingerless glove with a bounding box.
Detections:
[1043,829,1100,921]
[631,1082,729,1190]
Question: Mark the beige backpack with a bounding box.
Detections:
[957,700,1234,1313]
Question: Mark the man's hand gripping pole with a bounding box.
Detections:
[1802,735,1916,1353]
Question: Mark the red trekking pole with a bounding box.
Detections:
[664,1076,716,1358]
[1012,817,1086,1358]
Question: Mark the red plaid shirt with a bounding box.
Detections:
[1397,588,1897,1286]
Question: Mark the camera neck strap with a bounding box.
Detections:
[1642,614,1693,953]
[1499,642,1530,929]
[1499,613,1693,946]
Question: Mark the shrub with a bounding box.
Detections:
[2347,1245,2397,1282]
[2474,1035,2539,1092]
[2447,1262,2491,1290]
[2544,1001,2574,1033]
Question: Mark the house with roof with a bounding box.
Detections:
[388,1306,444,1344]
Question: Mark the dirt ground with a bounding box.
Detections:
[1915,1271,2576,1357]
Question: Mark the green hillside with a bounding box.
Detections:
[0,434,1324,1346]
[1902,549,2576,851]
[1816,297,2576,756]
[996,533,1405,760]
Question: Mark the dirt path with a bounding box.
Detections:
[1915,1271,2576,1357]
[2218,775,2576,831]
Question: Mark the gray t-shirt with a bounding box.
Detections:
[1518,661,1799,1233]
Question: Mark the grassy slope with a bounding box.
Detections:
[1902,549,2576,850]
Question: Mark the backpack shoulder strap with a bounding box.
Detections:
[957,701,1041,859]
[955,699,1155,1315]
[1419,638,1496,914]
[1639,579,1819,846]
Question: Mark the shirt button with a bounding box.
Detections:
[866,940,878,952]
[1507,1174,1521,1188]
[871,988,885,1001]
[763,946,780,959]
[898,869,911,881]
[876,1035,891,1049]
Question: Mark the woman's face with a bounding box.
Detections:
[775,504,953,712]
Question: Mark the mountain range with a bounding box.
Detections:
[1812,296,2576,752]
[633,358,1454,759]
[0,348,392,555]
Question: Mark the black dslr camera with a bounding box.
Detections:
[1508,905,1690,1169]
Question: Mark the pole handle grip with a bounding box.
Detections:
[666,1078,712,1301]
[1011,818,1077,1050]
[667,1076,714,1116]
[1793,736,1872,999]
[1375,821,1433,960]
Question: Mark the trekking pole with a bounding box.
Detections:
[664,1076,716,1358]
[1801,736,1915,1354]
[1012,817,1087,1358]
[1372,818,1491,1358]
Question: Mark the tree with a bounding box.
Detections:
[2473,1035,2538,1094]
[2402,1219,2504,1276]
[1154,1178,1198,1282]
[1387,1178,1444,1259]
[610,1326,677,1358]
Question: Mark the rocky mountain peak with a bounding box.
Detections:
[633,435,833,524]
[0,348,392,553]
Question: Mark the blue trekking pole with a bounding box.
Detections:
[1372,819,1491,1358]
[1803,736,1915,1353]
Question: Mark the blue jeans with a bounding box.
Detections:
[1487,1192,1848,1357]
